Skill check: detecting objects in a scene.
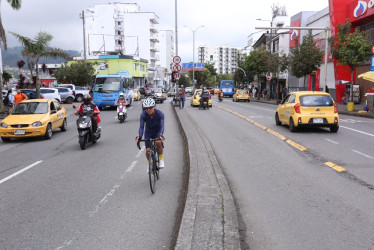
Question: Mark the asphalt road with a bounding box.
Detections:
[0,99,186,250]
[184,96,374,249]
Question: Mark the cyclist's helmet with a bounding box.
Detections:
[119,93,125,99]
[143,98,155,108]
[83,94,91,105]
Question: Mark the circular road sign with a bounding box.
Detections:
[173,56,181,64]
[266,75,272,81]
[371,45,374,54]
[173,64,182,72]
[173,72,181,80]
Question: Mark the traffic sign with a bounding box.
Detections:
[173,56,181,64]
[266,75,272,81]
[371,45,374,54]
[370,55,374,71]
[173,72,181,80]
[173,64,182,72]
[266,72,272,81]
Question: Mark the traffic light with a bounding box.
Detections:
[244,76,247,85]
[171,71,176,83]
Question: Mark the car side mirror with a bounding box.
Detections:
[50,110,57,114]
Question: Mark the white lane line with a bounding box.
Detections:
[325,139,339,144]
[340,125,374,137]
[0,160,43,185]
[126,161,138,173]
[136,146,145,158]
[352,150,374,159]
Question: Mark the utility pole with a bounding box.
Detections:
[80,10,87,62]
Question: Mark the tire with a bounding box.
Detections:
[330,125,339,133]
[44,123,53,139]
[289,118,297,132]
[275,113,281,126]
[66,97,74,104]
[79,135,87,150]
[1,137,10,142]
[76,95,83,102]
[149,157,156,194]
[60,118,67,132]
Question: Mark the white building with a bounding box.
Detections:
[83,3,173,85]
[198,45,241,74]
[157,29,174,88]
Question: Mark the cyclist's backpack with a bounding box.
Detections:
[3,95,9,105]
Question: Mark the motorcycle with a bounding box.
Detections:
[73,105,101,150]
[218,92,224,102]
[199,97,209,110]
[117,103,127,123]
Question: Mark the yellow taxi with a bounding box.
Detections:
[190,89,212,107]
[214,88,220,94]
[133,89,141,101]
[275,91,339,132]
[0,99,67,142]
[233,89,250,102]
[162,89,167,100]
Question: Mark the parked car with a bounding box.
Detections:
[40,88,61,102]
[185,87,193,95]
[0,99,67,142]
[152,88,164,103]
[133,89,141,101]
[20,89,44,99]
[275,91,339,132]
[58,84,89,102]
[190,89,212,107]
[162,89,167,100]
[55,87,75,104]
[233,89,250,102]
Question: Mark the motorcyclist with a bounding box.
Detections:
[115,93,128,106]
[199,87,210,109]
[74,94,101,134]
[218,89,224,101]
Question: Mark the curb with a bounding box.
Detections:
[172,103,240,249]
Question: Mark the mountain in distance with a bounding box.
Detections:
[1,46,80,67]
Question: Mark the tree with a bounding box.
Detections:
[2,71,12,84]
[178,73,189,87]
[10,31,69,98]
[329,19,373,102]
[54,61,95,86]
[289,30,323,89]
[244,49,269,97]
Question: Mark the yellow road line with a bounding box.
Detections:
[286,139,307,151]
[325,162,346,172]
[267,129,287,141]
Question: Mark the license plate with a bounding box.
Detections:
[313,118,323,124]
[14,130,25,135]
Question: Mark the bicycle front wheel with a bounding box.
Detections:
[149,158,156,194]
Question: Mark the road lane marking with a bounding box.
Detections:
[352,150,374,159]
[136,146,145,158]
[325,162,346,172]
[286,139,307,152]
[267,129,287,141]
[325,139,339,144]
[0,160,43,185]
[340,125,374,137]
[126,161,138,173]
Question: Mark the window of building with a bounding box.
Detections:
[117,31,121,35]
[117,21,121,26]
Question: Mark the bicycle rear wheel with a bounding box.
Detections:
[149,158,156,194]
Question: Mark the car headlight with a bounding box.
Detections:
[79,121,91,128]
[32,121,42,127]
[0,122,8,128]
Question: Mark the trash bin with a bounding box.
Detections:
[347,101,354,112]
[366,94,374,113]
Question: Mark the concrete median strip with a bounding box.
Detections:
[172,104,240,249]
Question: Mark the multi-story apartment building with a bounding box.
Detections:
[83,3,172,86]
[157,29,174,88]
[198,45,240,74]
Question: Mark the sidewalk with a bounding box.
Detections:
[250,97,374,119]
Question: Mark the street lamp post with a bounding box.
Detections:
[184,25,204,90]
[79,10,87,62]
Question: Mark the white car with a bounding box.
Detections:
[40,88,61,102]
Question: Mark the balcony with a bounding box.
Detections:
[150,45,159,52]
[150,34,159,42]
[150,15,160,24]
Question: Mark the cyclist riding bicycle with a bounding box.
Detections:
[135,98,165,170]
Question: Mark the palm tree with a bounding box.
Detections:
[10,31,69,98]
[0,0,22,50]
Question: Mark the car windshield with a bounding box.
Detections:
[94,77,122,93]
[299,95,333,107]
[239,91,248,94]
[12,102,48,114]
[221,81,233,86]
[154,89,162,93]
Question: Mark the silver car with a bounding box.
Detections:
[40,88,61,102]
[55,87,75,104]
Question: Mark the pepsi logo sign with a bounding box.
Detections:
[354,0,368,17]
[290,30,298,40]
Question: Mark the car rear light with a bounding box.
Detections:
[209,96,211,100]
[333,103,338,113]
[298,117,302,124]
[334,117,338,123]
[194,96,196,99]
[294,103,301,114]
[237,93,239,97]
[72,91,75,96]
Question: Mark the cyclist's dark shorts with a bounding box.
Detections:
[144,131,159,148]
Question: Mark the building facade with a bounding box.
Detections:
[198,45,240,74]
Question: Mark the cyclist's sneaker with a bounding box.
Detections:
[147,165,151,173]
[159,160,165,169]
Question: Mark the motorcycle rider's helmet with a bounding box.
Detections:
[83,94,91,105]
[119,93,125,99]
[202,87,206,91]
[143,98,155,108]
[181,85,184,87]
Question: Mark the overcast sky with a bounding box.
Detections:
[2,0,329,63]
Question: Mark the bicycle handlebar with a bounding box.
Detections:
[136,137,164,150]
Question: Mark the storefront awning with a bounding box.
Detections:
[358,71,374,83]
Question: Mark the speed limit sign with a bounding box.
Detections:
[173,56,181,64]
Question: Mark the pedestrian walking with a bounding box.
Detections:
[325,85,330,93]
[14,88,28,105]
[178,85,186,109]
[4,90,15,114]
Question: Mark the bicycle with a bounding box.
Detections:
[137,137,164,194]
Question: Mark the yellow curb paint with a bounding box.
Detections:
[286,139,307,151]
[253,122,267,130]
[325,162,346,172]
[267,129,287,141]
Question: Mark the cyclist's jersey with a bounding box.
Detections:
[139,109,164,138]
